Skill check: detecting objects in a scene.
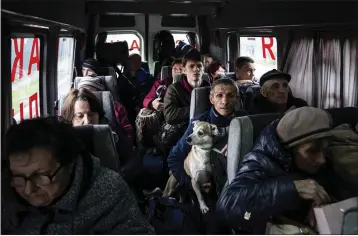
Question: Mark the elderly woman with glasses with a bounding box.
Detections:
[2,117,154,234]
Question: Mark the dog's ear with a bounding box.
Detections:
[192,120,200,126]
[211,124,219,135]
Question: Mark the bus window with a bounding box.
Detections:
[172,33,190,47]
[11,37,41,122]
[57,37,75,99]
[240,37,278,81]
[105,32,142,56]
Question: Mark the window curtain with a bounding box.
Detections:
[282,30,358,108]
[283,37,315,106]
[315,35,341,108]
[343,38,358,107]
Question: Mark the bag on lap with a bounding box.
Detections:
[147,196,204,234]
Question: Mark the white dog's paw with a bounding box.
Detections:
[200,204,210,214]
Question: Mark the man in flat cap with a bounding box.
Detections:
[249,69,308,114]
[217,107,339,234]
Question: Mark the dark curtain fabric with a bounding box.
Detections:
[282,29,358,108]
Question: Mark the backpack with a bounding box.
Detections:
[147,197,204,235]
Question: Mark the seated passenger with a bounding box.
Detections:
[77,76,134,146]
[217,107,337,234]
[207,61,226,84]
[203,54,214,73]
[61,88,141,184]
[167,78,247,234]
[2,117,154,234]
[119,53,155,126]
[162,49,210,149]
[230,56,259,103]
[143,58,183,111]
[249,69,308,114]
[82,58,102,77]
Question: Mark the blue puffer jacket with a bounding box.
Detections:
[167,107,248,190]
[216,121,303,233]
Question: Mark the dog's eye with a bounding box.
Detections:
[198,131,203,136]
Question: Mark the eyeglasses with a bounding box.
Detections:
[11,165,63,188]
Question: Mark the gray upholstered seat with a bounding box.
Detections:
[153,61,161,78]
[161,66,172,80]
[190,86,211,120]
[74,124,120,173]
[227,113,281,184]
[58,91,118,132]
[74,76,120,102]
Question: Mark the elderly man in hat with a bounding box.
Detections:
[248,69,308,114]
[217,107,337,234]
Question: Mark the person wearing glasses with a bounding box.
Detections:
[2,117,154,234]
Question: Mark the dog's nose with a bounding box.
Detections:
[186,137,192,143]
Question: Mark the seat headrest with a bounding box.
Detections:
[74,124,120,173]
[190,87,211,120]
[142,61,150,74]
[74,76,120,102]
[161,66,172,80]
[326,107,358,128]
[153,61,161,79]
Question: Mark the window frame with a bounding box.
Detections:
[10,30,46,122]
[57,35,76,99]
[237,33,279,80]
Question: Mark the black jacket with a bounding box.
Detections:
[249,94,308,115]
[216,121,305,233]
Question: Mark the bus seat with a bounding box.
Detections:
[142,61,150,74]
[190,86,211,120]
[107,67,117,79]
[326,107,358,128]
[244,85,261,110]
[227,113,281,184]
[74,76,120,102]
[172,74,183,83]
[225,72,236,80]
[161,66,172,80]
[74,124,120,173]
[153,61,161,79]
[58,91,118,133]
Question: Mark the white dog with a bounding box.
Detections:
[163,121,219,214]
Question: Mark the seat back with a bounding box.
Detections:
[190,86,211,120]
[74,124,120,173]
[142,61,150,74]
[161,66,172,80]
[227,113,281,184]
[58,91,118,132]
[173,74,183,83]
[326,107,358,128]
[153,61,161,79]
[74,76,120,102]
